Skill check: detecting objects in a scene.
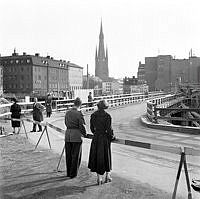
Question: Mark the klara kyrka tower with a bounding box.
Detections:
[95,21,109,81]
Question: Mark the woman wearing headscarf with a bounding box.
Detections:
[88,99,115,185]
[10,97,21,134]
[30,97,45,132]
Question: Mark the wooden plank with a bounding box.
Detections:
[184,147,200,156]
[151,144,182,155]
[157,116,200,122]
[156,108,200,111]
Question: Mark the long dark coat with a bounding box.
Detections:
[45,98,52,113]
[10,103,21,127]
[32,103,44,122]
[88,109,114,175]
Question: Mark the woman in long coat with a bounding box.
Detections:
[31,97,44,132]
[10,98,21,134]
[88,99,115,185]
[45,94,52,117]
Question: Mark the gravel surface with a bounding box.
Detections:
[0,134,184,199]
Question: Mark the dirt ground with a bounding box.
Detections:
[0,135,184,199]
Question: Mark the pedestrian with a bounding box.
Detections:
[10,97,21,134]
[65,97,87,178]
[88,92,93,107]
[30,97,45,132]
[45,94,52,117]
[88,99,115,185]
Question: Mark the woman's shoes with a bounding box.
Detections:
[97,174,112,185]
[97,178,103,185]
[105,176,112,183]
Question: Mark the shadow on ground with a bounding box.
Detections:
[0,135,184,199]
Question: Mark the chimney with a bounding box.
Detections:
[50,57,53,60]
[23,52,26,55]
[35,53,40,56]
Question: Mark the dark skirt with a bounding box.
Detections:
[11,116,21,127]
[88,133,112,175]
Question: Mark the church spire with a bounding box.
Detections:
[95,46,97,57]
[95,20,109,81]
[98,20,105,58]
[99,19,104,39]
[106,46,108,60]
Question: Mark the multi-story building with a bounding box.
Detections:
[123,76,138,94]
[0,64,3,95]
[144,57,158,91]
[138,54,200,92]
[102,81,111,95]
[0,51,83,97]
[155,55,172,91]
[130,84,149,93]
[137,61,146,84]
[83,74,102,96]
[171,58,189,86]
[102,78,123,95]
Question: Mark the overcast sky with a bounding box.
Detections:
[1,0,200,78]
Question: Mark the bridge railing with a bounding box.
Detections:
[54,91,165,112]
[146,93,185,123]
[0,91,165,122]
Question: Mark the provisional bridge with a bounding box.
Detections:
[1,91,200,198]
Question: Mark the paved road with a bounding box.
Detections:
[47,102,200,198]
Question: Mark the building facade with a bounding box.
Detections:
[102,79,123,95]
[144,57,158,91]
[0,51,83,97]
[130,84,149,93]
[0,65,3,95]
[155,55,172,91]
[137,61,146,84]
[138,54,200,92]
[95,21,109,81]
[123,76,138,94]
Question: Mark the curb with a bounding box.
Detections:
[140,115,200,135]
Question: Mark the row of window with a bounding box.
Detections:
[4,84,30,89]
[70,86,82,90]
[4,75,30,81]
[2,59,31,65]
[41,60,68,68]
[4,84,82,91]
[4,66,29,73]
[34,75,68,82]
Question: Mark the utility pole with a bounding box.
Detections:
[47,63,49,94]
[87,64,89,89]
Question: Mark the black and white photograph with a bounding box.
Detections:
[0,0,200,198]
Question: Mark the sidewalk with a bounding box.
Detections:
[0,114,185,199]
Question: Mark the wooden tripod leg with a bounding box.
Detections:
[172,152,184,199]
[22,120,28,139]
[34,126,45,150]
[56,145,65,172]
[45,127,51,149]
[183,153,192,199]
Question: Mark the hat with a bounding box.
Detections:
[74,97,82,107]
[12,97,17,103]
[97,99,109,110]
